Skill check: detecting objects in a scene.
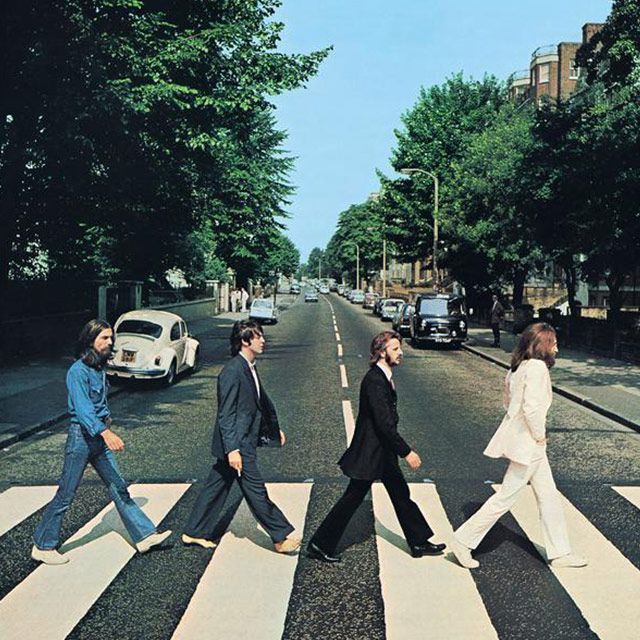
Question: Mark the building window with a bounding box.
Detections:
[569,60,581,79]
[538,64,550,83]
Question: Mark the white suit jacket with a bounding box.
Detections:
[484,359,552,465]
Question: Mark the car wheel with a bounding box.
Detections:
[164,360,177,386]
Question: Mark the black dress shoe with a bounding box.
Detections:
[306,541,342,563]
[410,541,446,558]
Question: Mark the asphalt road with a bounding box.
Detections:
[1,293,639,640]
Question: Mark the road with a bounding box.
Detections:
[1,293,639,640]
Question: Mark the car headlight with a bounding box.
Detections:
[459,320,466,329]
[452,330,457,337]
[421,319,427,329]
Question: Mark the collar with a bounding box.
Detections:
[239,352,256,368]
[376,361,393,383]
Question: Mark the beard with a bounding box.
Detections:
[384,351,401,367]
[83,346,113,369]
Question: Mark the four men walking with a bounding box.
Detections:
[32,311,584,575]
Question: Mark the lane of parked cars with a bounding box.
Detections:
[335,284,468,349]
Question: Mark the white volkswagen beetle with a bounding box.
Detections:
[107,309,199,385]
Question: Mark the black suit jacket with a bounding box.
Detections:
[490,301,505,324]
[338,365,412,480]
[211,354,281,459]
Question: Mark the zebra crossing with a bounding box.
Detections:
[0,481,638,640]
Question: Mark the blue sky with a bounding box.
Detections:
[272,0,613,262]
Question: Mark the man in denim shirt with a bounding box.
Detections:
[32,319,171,565]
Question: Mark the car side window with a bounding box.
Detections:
[170,322,181,341]
[180,321,187,337]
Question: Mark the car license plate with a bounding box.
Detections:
[122,350,136,363]
[434,337,450,343]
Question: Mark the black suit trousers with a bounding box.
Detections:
[311,462,433,555]
[185,453,294,543]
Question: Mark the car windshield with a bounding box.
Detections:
[117,320,163,338]
[417,298,465,317]
[252,299,272,308]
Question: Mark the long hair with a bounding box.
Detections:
[510,322,557,372]
[369,330,402,365]
[230,319,264,356]
[76,319,112,368]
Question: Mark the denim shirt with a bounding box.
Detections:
[67,360,111,437]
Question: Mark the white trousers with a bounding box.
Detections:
[455,449,571,560]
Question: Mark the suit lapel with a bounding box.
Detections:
[239,356,260,402]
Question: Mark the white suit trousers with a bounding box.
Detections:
[455,449,571,560]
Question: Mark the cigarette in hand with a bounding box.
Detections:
[236,468,241,477]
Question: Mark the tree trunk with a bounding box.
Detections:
[512,269,527,307]
[606,271,624,329]
[562,259,578,344]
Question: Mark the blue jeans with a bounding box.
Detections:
[33,424,156,549]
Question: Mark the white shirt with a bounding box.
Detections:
[376,361,395,389]
[239,352,260,398]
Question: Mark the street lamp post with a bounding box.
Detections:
[400,167,439,291]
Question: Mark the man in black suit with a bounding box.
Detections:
[307,330,445,562]
[490,294,505,347]
[182,320,300,554]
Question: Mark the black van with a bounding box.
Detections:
[410,293,468,347]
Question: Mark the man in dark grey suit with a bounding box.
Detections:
[490,294,505,347]
[182,320,300,554]
[307,330,445,562]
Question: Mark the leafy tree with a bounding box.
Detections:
[378,74,506,276]
[305,247,325,279]
[1,1,330,305]
[324,202,384,286]
[447,104,543,305]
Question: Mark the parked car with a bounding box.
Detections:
[249,297,278,324]
[373,297,386,316]
[337,284,345,296]
[380,298,404,321]
[392,303,415,336]
[410,293,468,347]
[107,309,199,385]
[304,289,319,303]
[289,283,301,295]
[350,289,365,304]
[362,292,379,309]
[319,284,330,294]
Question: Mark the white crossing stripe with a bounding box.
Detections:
[502,485,640,640]
[0,484,188,640]
[337,344,343,357]
[342,400,355,446]
[339,363,349,388]
[172,483,311,640]
[613,485,640,509]
[372,484,498,640]
[0,486,57,537]
[335,332,341,341]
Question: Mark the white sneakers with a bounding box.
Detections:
[449,537,479,569]
[550,553,588,568]
[135,530,172,554]
[31,545,70,565]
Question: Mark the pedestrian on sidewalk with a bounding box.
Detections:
[240,287,249,312]
[449,322,587,570]
[490,294,505,347]
[31,319,172,565]
[306,330,445,563]
[182,319,300,554]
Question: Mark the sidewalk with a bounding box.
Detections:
[0,312,249,450]
[465,327,640,432]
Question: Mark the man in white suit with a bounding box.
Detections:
[449,323,587,570]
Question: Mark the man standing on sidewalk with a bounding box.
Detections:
[490,294,505,348]
[32,319,171,565]
[182,319,300,554]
